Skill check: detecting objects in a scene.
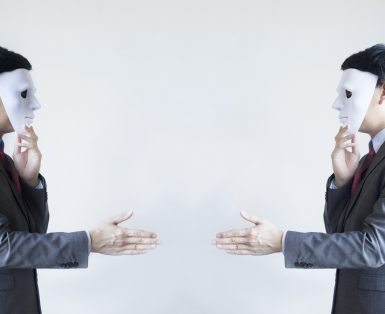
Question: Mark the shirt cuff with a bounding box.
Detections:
[281,230,287,254]
[34,179,44,190]
[329,179,339,189]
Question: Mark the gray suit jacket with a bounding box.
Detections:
[284,141,385,313]
[0,155,89,314]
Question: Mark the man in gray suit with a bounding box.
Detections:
[0,47,160,314]
[214,44,385,313]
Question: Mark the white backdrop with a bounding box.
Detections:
[1,1,384,313]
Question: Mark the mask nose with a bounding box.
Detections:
[332,95,342,111]
[30,96,41,111]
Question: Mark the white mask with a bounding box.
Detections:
[0,68,41,134]
[332,68,378,135]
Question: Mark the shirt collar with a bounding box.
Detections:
[371,128,385,153]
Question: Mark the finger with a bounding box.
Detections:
[108,210,133,225]
[217,228,250,238]
[27,125,38,139]
[338,134,354,144]
[225,250,256,255]
[13,136,22,155]
[123,229,158,238]
[17,124,32,137]
[213,237,250,244]
[124,237,160,244]
[339,142,357,149]
[117,250,148,255]
[18,134,37,143]
[240,210,264,225]
[351,134,360,155]
[335,125,349,140]
[113,237,160,246]
[16,142,33,149]
[16,134,37,151]
[121,244,157,250]
[336,125,347,136]
[216,244,254,250]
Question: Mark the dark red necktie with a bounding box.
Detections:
[0,140,21,194]
[351,140,376,193]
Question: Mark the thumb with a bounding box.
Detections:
[108,210,134,225]
[240,210,264,225]
[13,135,22,157]
[351,134,360,156]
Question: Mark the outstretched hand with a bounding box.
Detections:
[89,211,160,255]
[213,211,283,255]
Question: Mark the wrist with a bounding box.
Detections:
[89,230,96,252]
[334,177,348,188]
[23,176,39,188]
[89,229,102,253]
[275,230,284,253]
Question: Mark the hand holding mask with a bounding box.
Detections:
[13,125,42,187]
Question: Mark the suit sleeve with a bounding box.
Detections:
[284,186,385,269]
[323,174,352,234]
[21,173,49,233]
[0,211,89,269]
[0,173,89,269]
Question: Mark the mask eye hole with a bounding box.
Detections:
[346,90,352,99]
[21,90,28,99]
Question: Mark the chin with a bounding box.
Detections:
[358,126,374,136]
[358,123,367,132]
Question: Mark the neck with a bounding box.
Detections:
[366,123,385,138]
[369,130,384,138]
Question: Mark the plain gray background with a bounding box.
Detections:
[1,0,384,313]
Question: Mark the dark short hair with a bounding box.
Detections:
[341,44,385,87]
[0,46,32,74]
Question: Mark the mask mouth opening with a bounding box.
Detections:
[25,117,34,125]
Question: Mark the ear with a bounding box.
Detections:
[380,83,385,105]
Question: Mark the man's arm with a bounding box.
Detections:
[284,189,385,269]
[322,125,360,234]
[0,212,89,269]
[20,173,49,234]
[214,195,385,269]
[214,126,363,259]
[323,174,352,234]
[10,126,160,260]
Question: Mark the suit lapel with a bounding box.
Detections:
[342,142,385,227]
